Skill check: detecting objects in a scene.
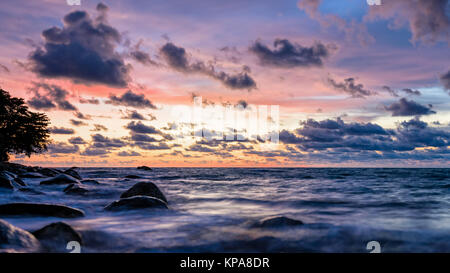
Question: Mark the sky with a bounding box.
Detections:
[0,0,449,167]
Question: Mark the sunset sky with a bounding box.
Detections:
[0,0,449,167]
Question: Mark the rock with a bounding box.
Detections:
[38,168,61,177]
[13,177,27,187]
[0,203,85,218]
[18,188,43,195]
[125,175,141,179]
[19,172,46,178]
[120,182,167,203]
[104,196,168,211]
[63,184,88,195]
[0,219,40,252]
[251,216,304,229]
[81,179,100,185]
[63,167,82,180]
[137,166,152,171]
[32,222,82,251]
[40,174,80,185]
[0,176,14,189]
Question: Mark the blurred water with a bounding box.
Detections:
[1,168,450,252]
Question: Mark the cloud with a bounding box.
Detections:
[366,0,450,44]
[440,69,450,94]
[91,124,108,132]
[70,119,88,126]
[121,110,147,120]
[74,112,92,120]
[128,40,158,66]
[68,137,87,145]
[385,98,436,116]
[28,4,131,87]
[130,133,159,143]
[125,121,162,134]
[117,150,141,157]
[47,142,79,154]
[249,39,331,68]
[91,134,126,148]
[160,42,256,90]
[49,126,75,134]
[106,90,156,109]
[80,147,109,156]
[0,64,9,73]
[327,77,375,98]
[79,97,100,104]
[297,0,374,45]
[382,86,421,97]
[135,142,171,150]
[401,88,421,96]
[27,83,77,111]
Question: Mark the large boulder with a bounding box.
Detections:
[125,175,141,179]
[251,216,304,229]
[81,179,100,185]
[32,222,82,252]
[19,172,46,178]
[0,219,40,252]
[137,166,152,171]
[12,177,26,187]
[0,203,85,218]
[120,182,167,203]
[0,176,13,190]
[63,184,89,195]
[38,168,61,177]
[63,167,82,180]
[40,174,80,185]
[104,196,168,211]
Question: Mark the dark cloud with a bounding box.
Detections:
[68,137,87,145]
[440,70,450,94]
[117,150,141,157]
[382,86,399,97]
[402,88,421,96]
[249,39,331,68]
[0,64,9,73]
[366,0,450,44]
[383,86,421,97]
[49,127,75,134]
[91,124,108,132]
[91,134,126,148]
[135,142,171,150]
[28,4,131,87]
[397,117,450,147]
[47,142,79,154]
[130,133,159,143]
[129,40,158,66]
[70,119,88,126]
[125,121,162,134]
[79,97,100,104]
[106,90,156,109]
[385,98,436,116]
[121,110,147,120]
[327,77,375,98]
[160,42,256,90]
[27,83,77,111]
[81,147,109,156]
[74,112,92,120]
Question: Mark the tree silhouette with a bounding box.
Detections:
[0,89,50,161]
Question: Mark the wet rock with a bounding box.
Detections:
[63,184,88,195]
[0,219,40,252]
[81,179,100,185]
[63,167,82,180]
[40,174,80,185]
[120,182,167,203]
[38,168,61,177]
[0,203,85,218]
[18,187,43,195]
[125,175,141,179]
[0,175,14,189]
[104,196,168,211]
[137,166,152,171]
[251,216,304,229]
[13,177,27,187]
[19,172,46,178]
[32,222,82,252]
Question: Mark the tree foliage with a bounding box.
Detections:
[0,89,50,161]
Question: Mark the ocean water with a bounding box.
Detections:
[1,168,450,253]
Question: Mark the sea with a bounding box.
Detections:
[1,168,450,252]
